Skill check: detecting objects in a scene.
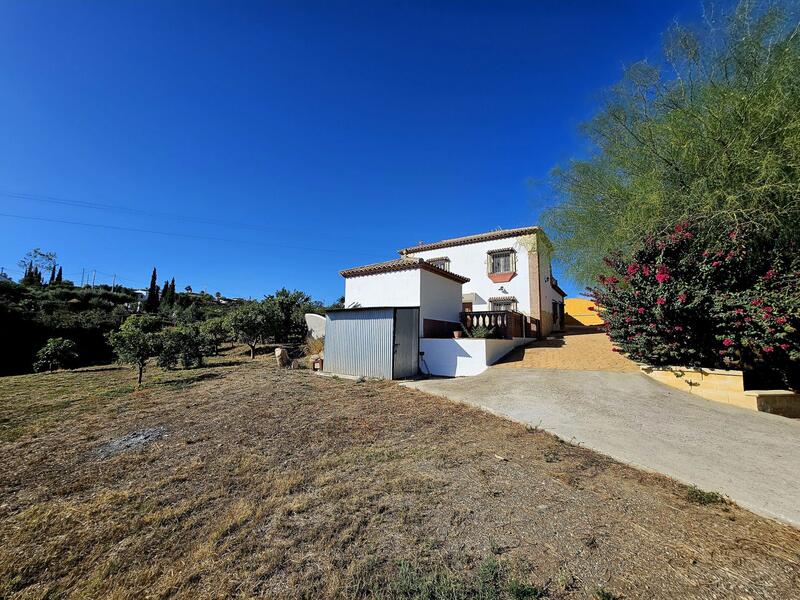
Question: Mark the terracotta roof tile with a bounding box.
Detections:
[340,257,469,284]
[399,226,539,255]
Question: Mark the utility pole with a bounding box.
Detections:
[91,270,96,289]
[80,268,85,287]
[111,274,116,291]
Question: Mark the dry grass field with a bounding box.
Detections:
[1,349,799,599]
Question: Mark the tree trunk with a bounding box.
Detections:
[137,364,144,387]
[249,345,256,359]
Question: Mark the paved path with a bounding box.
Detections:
[496,327,640,372]
[404,368,800,527]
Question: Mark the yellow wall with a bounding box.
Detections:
[565,298,603,326]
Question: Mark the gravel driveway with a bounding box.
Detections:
[404,367,800,527]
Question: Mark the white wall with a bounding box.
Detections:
[344,270,421,308]
[344,268,464,336]
[408,238,532,315]
[419,269,462,334]
[420,337,527,377]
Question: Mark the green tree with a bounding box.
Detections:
[33,337,78,372]
[199,316,230,354]
[48,265,56,285]
[156,325,207,369]
[226,301,276,359]
[160,279,171,307]
[265,288,321,343]
[109,314,162,386]
[18,248,57,274]
[55,266,63,284]
[542,1,800,285]
[145,267,160,312]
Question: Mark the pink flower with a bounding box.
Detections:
[656,297,666,305]
[674,325,684,332]
[627,263,640,276]
[744,317,752,322]
[728,231,738,240]
[702,250,710,258]
[763,306,773,314]
[722,338,734,347]
[624,317,632,323]
[780,344,790,350]
[751,299,763,306]
[762,346,774,353]
[776,316,788,325]
[637,307,646,314]
[711,261,722,267]
[734,308,744,315]
[641,264,651,277]
[677,294,687,303]
[763,269,776,280]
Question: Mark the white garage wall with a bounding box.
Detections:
[419,269,463,335]
[344,269,421,308]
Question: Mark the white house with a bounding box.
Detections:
[399,226,566,336]
[324,226,566,379]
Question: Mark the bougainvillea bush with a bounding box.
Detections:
[591,223,799,388]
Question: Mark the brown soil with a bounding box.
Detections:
[497,327,640,372]
[0,350,798,598]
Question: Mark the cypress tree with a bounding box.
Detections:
[55,266,63,283]
[170,278,177,304]
[145,267,160,312]
[49,265,56,285]
[160,280,172,307]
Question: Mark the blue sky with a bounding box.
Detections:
[0,0,705,302]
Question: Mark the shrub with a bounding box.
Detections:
[33,337,78,372]
[592,223,799,387]
[303,335,324,356]
[156,325,207,369]
[469,325,496,339]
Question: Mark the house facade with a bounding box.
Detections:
[323,226,567,379]
[399,226,566,336]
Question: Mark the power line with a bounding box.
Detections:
[0,211,378,256]
[0,189,399,245]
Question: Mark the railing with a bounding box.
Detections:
[460,311,540,340]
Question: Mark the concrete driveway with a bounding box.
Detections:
[404,368,800,527]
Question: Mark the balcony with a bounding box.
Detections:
[460,310,540,340]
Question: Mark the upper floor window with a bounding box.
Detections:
[487,249,516,274]
[427,257,450,272]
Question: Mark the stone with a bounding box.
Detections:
[275,347,291,368]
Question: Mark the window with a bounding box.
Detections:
[427,257,450,272]
[487,249,515,274]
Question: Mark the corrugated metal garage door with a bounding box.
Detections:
[392,308,419,379]
[325,308,395,378]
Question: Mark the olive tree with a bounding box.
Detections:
[109,314,162,386]
[33,337,78,372]
[226,301,277,359]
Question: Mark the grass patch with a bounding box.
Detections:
[687,486,726,505]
